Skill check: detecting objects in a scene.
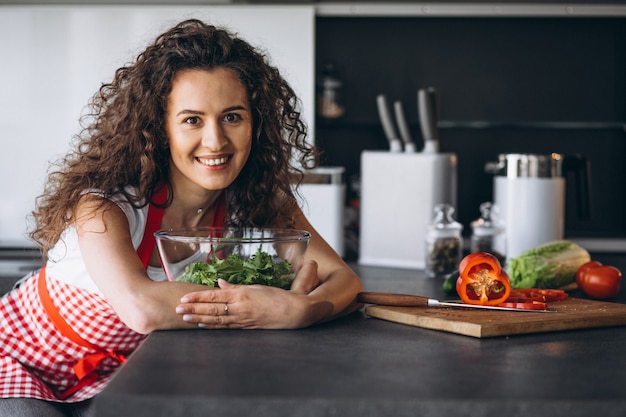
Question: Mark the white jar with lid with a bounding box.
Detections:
[425,204,463,278]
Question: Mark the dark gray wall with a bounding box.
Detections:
[315,16,626,242]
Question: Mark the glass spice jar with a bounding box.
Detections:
[316,63,345,120]
[425,204,463,278]
[470,201,506,265]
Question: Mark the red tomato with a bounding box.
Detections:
[578,265,622,299]
[576,260,603,287]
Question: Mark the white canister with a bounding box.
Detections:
[295,167,346,257]
[492,175,565,259]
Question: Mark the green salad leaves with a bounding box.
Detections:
[177,247,296,289]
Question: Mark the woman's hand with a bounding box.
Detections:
[175,260,332,329]
[289,260,320,295]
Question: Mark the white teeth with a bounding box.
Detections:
[198,157,228,166]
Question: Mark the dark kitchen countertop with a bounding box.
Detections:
[93,260,626,417]
[0,245,43,295]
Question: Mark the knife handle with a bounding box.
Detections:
[357,292,430,307]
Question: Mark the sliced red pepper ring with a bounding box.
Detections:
[456,252,511,306]
[498,301,549,310]
[508,288,568,302]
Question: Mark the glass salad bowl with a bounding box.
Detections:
[154,227,310,289]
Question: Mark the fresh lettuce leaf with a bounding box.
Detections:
[505,240,591,289]
[177,247,296,289]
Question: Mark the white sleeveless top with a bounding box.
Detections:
[45,190,167,296]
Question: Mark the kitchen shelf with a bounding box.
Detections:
[438,120,626,130]
[315,2,626,17]
[317,119,626,131]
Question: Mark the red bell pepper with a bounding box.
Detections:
[456,252,511,306]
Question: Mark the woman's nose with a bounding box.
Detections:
[201,119,228,150]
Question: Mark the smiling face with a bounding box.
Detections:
[166,68,253,194]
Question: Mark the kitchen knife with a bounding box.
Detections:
[376,94,403,152]
[393,100,417,153]
[417,87,440,153]
[358,292,553,312]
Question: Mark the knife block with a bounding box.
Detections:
[359,151,457,269]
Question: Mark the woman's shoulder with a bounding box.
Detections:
[78,187,151,215]
[80,187,149,245]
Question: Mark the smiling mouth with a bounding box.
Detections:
[197,156,229,167]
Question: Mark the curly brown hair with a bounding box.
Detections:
[30,19,318,257]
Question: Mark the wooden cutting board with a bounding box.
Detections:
[364,298,626,338]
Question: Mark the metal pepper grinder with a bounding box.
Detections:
[425,203,463,278]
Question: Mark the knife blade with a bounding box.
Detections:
[393,100,417,153]
[358,292,553,312]
[376,94,403,152]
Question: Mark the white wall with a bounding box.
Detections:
[0,5,314,245]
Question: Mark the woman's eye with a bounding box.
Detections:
[184,116,201,125]
[223,113,241,123]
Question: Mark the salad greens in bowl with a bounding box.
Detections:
[154,227,310,289]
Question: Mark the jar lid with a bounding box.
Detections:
[471,202,501,237]
[428,203,463,238]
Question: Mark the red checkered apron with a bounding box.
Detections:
[0,187,225,402]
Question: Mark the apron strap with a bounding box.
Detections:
[136,186,226,267]
[136,184,168,268]
[211,191,226,228]
[37,266,128,400]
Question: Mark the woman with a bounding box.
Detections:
[0,19,363,416]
